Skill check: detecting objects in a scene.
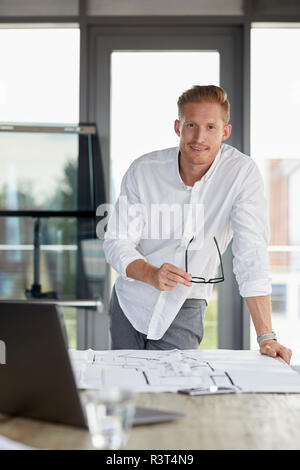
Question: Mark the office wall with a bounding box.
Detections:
[0,0,78,16]
[0,0,244,17]
[86,0,243,16]
[252,0,300,17]
[1,0,300,20]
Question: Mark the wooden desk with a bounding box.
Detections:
[2,391,300,450]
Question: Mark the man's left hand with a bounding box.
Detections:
[260,339,292,365]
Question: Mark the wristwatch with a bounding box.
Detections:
[257,331,277,344]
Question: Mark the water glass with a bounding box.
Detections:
[81,388,136,450]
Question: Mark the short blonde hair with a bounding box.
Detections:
[177,85,230,124]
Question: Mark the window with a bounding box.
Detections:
[271,284,287,317]
[251,26,300,362]
[0,28,79,123]
[0,125,106,350]
[0,130,79,211]
[0,28,87,349]
[110,51,220,202]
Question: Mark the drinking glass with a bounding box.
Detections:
[81,388,136,450]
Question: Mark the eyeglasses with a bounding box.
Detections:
[185,236,225,284]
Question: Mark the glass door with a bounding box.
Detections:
[91,25,243,349]
[251,25,300,364]
[110,51,220,203]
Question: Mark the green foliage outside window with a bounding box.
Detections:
[199,287,218,349]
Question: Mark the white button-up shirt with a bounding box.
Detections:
[103,144,271,340]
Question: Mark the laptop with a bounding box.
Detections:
[0,301,183,428]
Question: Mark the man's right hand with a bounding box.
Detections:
[126,259,192,291]
[152,263,193,291]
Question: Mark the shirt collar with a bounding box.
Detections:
[203,144,223,182]
[175,147,189,189]
[175,144,223,187]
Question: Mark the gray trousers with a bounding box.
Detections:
[109,286,207,350]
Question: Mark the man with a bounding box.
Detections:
[103,85,292,364]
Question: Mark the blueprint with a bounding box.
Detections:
[69,348,300,394]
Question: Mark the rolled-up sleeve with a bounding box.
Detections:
[230,160,272,297]
[103,162,147,281]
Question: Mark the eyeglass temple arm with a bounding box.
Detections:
[185,236,194,272]
[213,236,224,278]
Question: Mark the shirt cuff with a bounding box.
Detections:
[239,278,272,298]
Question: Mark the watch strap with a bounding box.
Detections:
[257,331,277,344]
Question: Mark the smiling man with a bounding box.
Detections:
[103,85,292,364]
